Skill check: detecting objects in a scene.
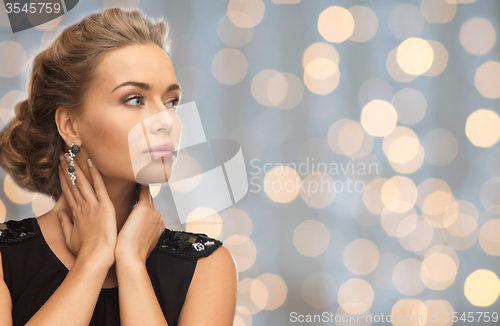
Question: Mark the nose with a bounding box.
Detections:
[148,101,177,133]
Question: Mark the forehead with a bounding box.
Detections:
[92,44,176,92]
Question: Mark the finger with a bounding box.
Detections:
[63,152,97,205]
[58,210,74,249]
[60,152,86,204]
[58,158,77,210]
[87,158,112,204]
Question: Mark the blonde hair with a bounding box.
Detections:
[0,7,171,201]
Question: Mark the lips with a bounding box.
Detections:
[143,141,177,159]
[146,142,176,153]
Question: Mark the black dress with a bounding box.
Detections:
[0,217,223,326]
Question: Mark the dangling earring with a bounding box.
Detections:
[67,142,80,185]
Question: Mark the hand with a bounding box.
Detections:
[115,184,165,264]
[57,151,117,265]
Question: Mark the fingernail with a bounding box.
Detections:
[87,158,92,167]
[59,153,64,161]
[64,153,70,162]
[57,212,61,221]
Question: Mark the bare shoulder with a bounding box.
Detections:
[194,245,236,276]
[178,244,237,326]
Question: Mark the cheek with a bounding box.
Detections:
[82,114,133,177]
[173,116,182,144]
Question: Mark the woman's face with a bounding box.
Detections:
[72,43,182,184]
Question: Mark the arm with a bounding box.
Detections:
[177,246,238,326]
[0,250,13,326]
[115,255,169,326]
[22,253,113,326]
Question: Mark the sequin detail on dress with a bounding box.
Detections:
[0,219,38,244]
[159,229,223,260]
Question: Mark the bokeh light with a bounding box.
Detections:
[348,6,378,43]
[263,165,301,203]
[337,278,374,313]
[465,109,500,147]
[0,41,26,78]
[211,48,248,85]
[391,88,427,125]
[343,238,380,275]
[396,37,434,76]
[317,6,354,43]
[464,269,500,307]
[420,0,456,24]
[460,17,496,55]
[360,100,398,137]
[293,220,330,257]
[228,0,265,28]
[475,61,500,99]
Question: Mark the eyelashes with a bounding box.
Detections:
[123,95,143,107]
[167,99,180,110]
[122,95,180,110]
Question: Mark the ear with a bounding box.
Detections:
[55,106,82,151]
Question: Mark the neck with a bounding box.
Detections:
[52,176,138,234]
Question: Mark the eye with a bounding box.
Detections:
[166,98,180,110]
[122,96,180,109]
[123,95,144,107]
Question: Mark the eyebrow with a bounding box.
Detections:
[111,81,182,94]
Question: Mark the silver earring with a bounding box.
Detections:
[67,142,80,185]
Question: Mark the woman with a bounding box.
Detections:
[0,7,237,326]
